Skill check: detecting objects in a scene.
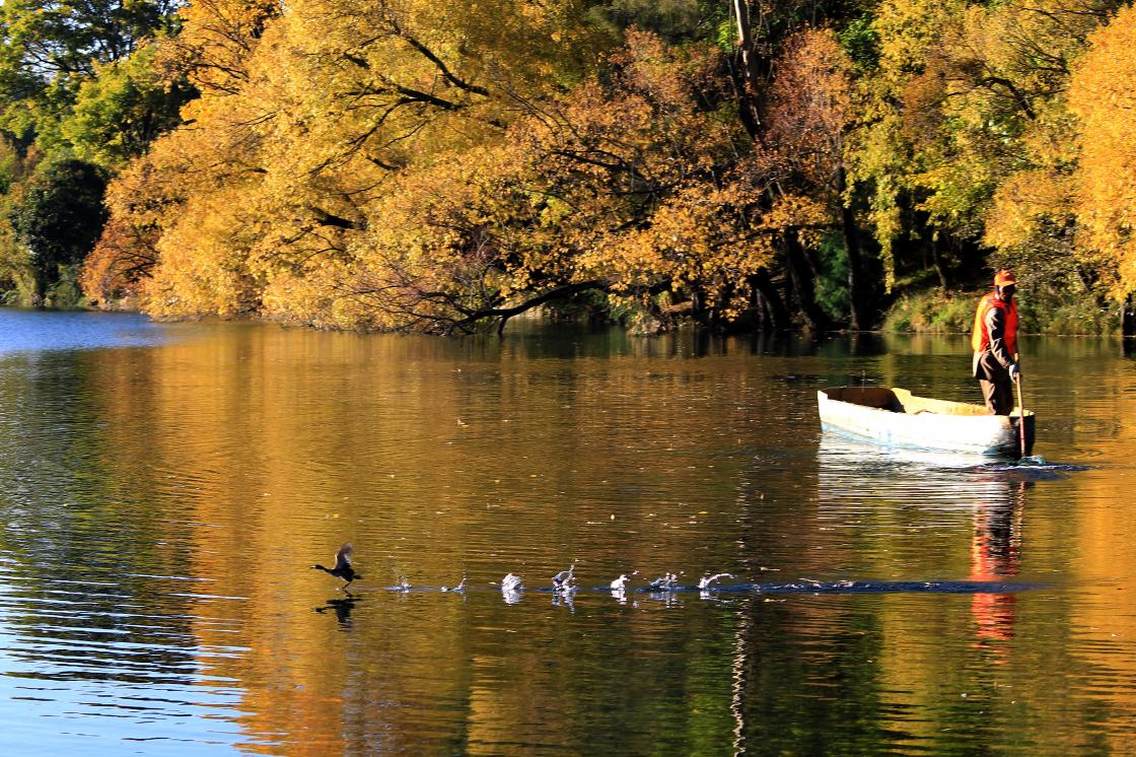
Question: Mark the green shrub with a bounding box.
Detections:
[814,232,851,323]
[883,290,976,333]
[44,263,90,309]
[885,287,1121,335]
[1038,299,1118,336]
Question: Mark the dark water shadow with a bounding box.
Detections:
[314,595,361,628]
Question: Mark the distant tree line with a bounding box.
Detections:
[0,0,1133,334]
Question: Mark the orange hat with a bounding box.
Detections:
[994,269,1017,287]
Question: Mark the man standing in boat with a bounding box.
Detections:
[972,270,1020,415]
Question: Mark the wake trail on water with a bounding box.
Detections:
[956,456,1091,482]
[367,579,1043,597]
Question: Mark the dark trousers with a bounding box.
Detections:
[974,350,1014,415]
[979,376,1014,415]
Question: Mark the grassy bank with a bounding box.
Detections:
[883,288,1121,336]
[4,268,1126,339]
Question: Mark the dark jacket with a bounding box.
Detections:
[972,303,1016,380]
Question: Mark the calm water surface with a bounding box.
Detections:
[0,310,1134,754]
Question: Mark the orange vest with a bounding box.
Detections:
[971,292,1018,355]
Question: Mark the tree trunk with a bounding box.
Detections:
[785,230,830,332]
[749,271,788,330]
[929,237,949,290]
[837,166,869,330]
[32,268,47,309]
[731,0,764,143]
[1123,293,1136,340]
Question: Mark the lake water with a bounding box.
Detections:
[0,310,1134,754]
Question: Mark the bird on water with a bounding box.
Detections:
[312,543,362,590]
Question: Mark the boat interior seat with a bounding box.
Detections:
[826,387,906,413]
[828,387,1010,417]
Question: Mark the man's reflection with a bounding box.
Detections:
[970,481,1028,655]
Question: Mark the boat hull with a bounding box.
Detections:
[818,387,1035,458]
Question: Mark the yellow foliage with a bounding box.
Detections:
[146,192,264,318]
[160,0,282,96]
[765,28,853,192]
[95,3,862,331]
[847,0,966,287]
[850,0,1119,296]
[873,0,963,85]
[984,170,1074,252]
[1068,4,1136,298]
[57,0,1136,330]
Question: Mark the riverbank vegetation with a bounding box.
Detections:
[0,0,1133,334]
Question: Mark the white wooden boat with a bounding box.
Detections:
[817,387,1035,458]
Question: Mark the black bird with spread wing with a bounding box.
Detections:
[312,543,362,590]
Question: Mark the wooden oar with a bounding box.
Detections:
[1014,373,1027,458]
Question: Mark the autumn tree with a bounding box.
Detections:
[1067,4,1136,329]
[80,0,283,309]
[91,0,619,324]
[262,29,763,332]
[848,0,1121,299]
[272,29,829,334]
[67,0,1136,333]
[764,27,873,329]
[89,2,888,332]
[978,1,1127,328]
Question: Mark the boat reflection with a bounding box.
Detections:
[815,434,1032,521]
[817,432,1000,471]
[817,433,1033,662]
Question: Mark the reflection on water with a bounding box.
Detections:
[314,596,361,629]
[0,313,1135,752]
[0,310,169,355]
[970,482,1025,652]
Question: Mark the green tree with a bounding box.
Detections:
[0,0,179,141]
[10,158,108,306]
[59,44,194,169]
